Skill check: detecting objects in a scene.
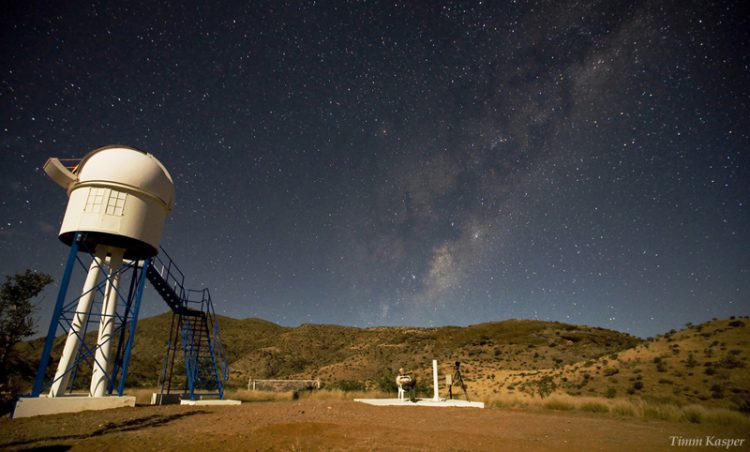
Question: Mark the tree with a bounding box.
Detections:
[0,270,53,398]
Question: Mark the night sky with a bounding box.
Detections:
[1,1,748,338]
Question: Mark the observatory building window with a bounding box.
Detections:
[84,188,106,213]
[105,190,127,216]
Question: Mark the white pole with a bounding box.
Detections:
[432,359,439,401]
[90,249,124,397]
[49,248,106,397]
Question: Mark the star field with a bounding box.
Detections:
[1,1,748,337]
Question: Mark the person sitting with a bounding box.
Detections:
[395,368,417,402]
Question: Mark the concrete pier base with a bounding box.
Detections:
[150,393,183,405]
[179,399,241,406]
[12,395,136,418]
[354,398,484,408]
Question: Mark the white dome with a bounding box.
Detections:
[45,144,176,259]
[75,145,175,209]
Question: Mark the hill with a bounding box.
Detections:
[500,317,750,412]
[14,314,640,392]
[12,315,749,414]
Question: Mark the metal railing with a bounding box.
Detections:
[153,247,229,398]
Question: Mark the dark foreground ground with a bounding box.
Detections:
[1,399,747,451]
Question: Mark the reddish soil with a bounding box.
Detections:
[1,400,747,451]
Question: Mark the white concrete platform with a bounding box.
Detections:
[12,395,136,418]
[354,398,484,409]
[179,399,241,406]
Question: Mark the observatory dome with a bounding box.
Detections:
[75,145,175,209]
[47,145,175,259]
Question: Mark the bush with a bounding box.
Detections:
[375,373,397,393]
[710,384,723,399]
[1,269,53,413]
[682,407,703,424]
[533,376,556,399]
[718,354,743,369]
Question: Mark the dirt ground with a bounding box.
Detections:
[1,399,747,451]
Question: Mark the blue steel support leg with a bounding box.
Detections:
[32,233,80,396]
[208,332,223,399]
[117,258,150,396]
[182,319,197,400]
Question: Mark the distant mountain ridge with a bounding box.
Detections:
[19,313,641,389]
[14,314,748,412]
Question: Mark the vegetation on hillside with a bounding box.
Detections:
[501,317,750,413]
[12,314,749,418]
[0,270,53,411]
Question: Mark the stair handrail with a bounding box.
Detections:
[153,247,186,302]
[203,289,229,383]
[154,246,229,397]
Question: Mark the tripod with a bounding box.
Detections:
[448,361,470,402]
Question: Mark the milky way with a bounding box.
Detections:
[1,1,748,337]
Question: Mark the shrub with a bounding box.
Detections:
[681,406,703,424]
[375,374,397,393]
[710,384,723,399]
[534,376,556,399]
[718,354,743,369]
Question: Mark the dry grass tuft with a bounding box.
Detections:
[226,389,297,402]
[482,392,750,428]
[579,402,609,413]
[300,389,390,400]
[544,399,575,411]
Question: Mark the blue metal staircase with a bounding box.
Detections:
[146,248,228,400]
